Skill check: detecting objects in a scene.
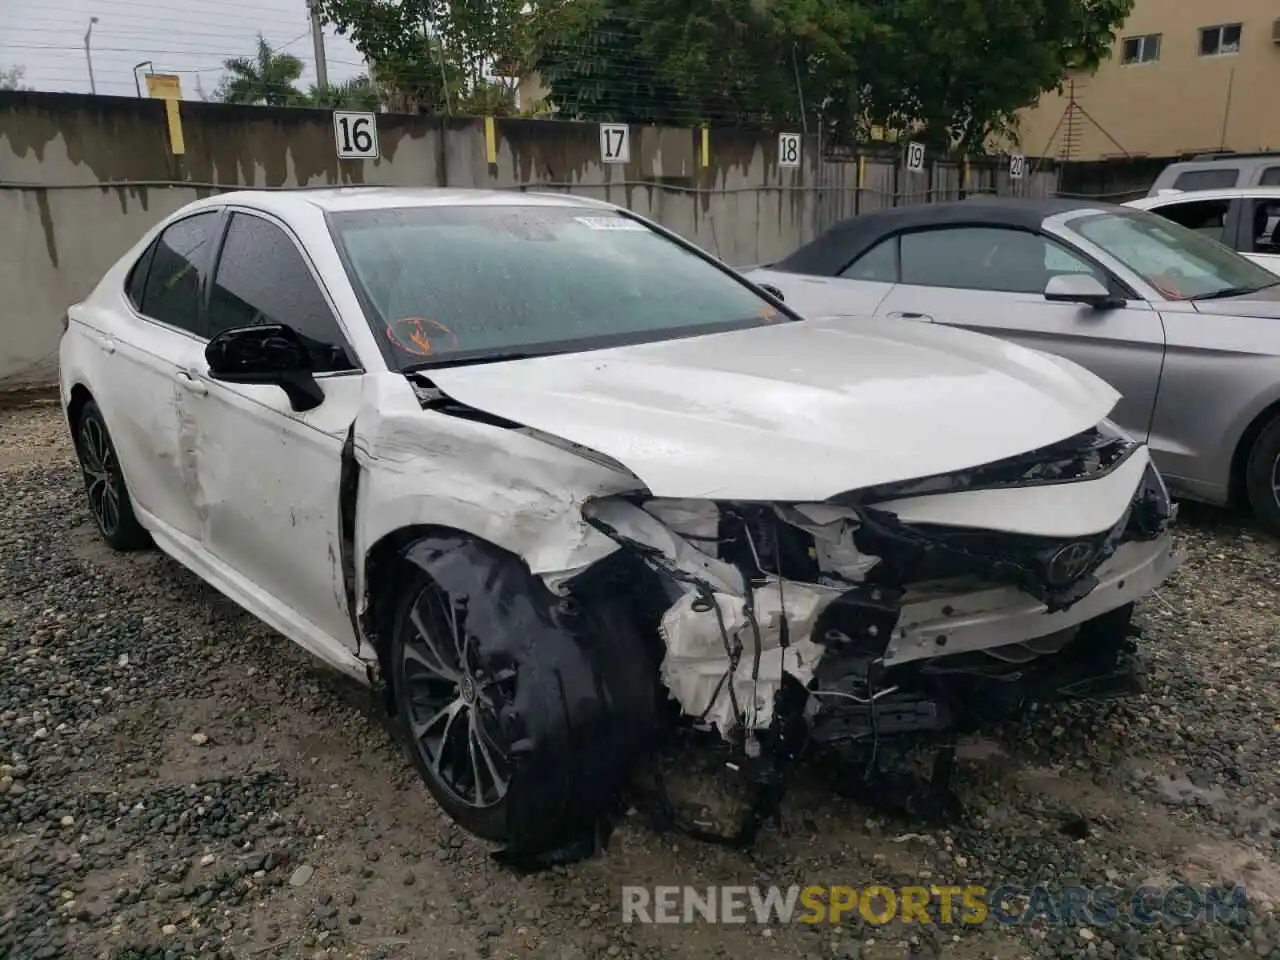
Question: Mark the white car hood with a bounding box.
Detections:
[425,316,1120,501]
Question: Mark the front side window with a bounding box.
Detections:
[896,226,1105,295]
[1121,34,1161,64]
[209,213,356,372]
[1069,208,1278,300]
[137,212,221,336]
[328,205,789,369]
[1199,23,1242,56]
[1150,198,1231,243]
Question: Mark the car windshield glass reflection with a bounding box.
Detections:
[328,205,788,370]
[1069,209,1278,300]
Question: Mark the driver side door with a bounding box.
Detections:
[181,210,364,655]
[869,225,1167,441]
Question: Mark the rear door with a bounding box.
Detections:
[868,225,1166,441]
[88,211,222,544]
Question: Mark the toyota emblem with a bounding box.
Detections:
[1047,541,1096,585]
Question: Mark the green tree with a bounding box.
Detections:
[310,0,528,113]
[305,74,383,110]
[855,0,1135,152]
[0,65,29,91]
[532,0,1133,151]
[214,34,306,106]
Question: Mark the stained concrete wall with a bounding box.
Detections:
[0,91,1055,388]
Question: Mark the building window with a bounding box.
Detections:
[1121,34,1161,64]
[1199,23,1242,56]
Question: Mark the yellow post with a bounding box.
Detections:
[483,116,497,164]
[701,125,710,168]
[858,154,866,189]
[144,74,185,155]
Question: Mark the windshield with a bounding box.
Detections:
[1067,208,1278,300]
[327,204,787,369]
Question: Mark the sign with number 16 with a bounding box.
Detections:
[334,111,379,160]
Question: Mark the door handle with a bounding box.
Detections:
[95,335,116,354]
[887,310,932,320]
[175,371,208,396]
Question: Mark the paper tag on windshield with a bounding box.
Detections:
[574,216,647,231]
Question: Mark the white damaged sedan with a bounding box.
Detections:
[60,188,1177,860]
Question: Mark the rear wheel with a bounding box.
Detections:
[73,400,151,551]
[1243,414,1280,534]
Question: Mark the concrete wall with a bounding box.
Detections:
[0,91,1055,388]
[1016,0,1280,160]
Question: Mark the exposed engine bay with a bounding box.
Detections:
[552,425,1177,850]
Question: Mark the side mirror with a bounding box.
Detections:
[1044,273,1124,309]
[205,323,325,412]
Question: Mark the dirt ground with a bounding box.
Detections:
[1,399,1278,960]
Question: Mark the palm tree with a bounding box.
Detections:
[305,75,382,111]
[215,35,304,106]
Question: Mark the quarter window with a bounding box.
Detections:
[208,213,356,372]
[1259,167,1280,187]
[1149,199,1231,244]
[897,227,1105,295]
[1199,23,1242,57]
[1121,34,1161,64]
[137,212,221,336]
[840,238,898,281]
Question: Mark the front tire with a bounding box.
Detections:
[1244,415,1280,533]
[73,400,151,551]
[389,568,514,842]
[386,538,662,854]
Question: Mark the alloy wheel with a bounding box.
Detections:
[79,415,121,538]
[400,586,513,809]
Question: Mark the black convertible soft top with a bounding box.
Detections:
[773,196,1117,277]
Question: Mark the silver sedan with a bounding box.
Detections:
[746,197,1280,530]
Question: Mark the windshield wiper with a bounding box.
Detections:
[1193,282,1280,301]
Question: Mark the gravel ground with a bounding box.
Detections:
[2,399,1279,960]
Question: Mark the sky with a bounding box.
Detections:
[0,0,366,99]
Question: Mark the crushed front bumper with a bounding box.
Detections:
[885,536,1179,667]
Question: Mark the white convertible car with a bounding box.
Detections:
[60,188,1176,858]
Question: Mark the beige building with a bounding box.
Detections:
[1015,0,1280,160]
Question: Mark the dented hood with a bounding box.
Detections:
[425,316,1120,501]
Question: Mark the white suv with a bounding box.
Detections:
[1126,187,1280,276]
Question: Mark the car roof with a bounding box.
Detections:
[773,196,1117,277]
[1127,186,1280,208]
[191,186,617,219]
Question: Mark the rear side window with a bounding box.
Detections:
[1252,200,1280,254]
[138,212,221,336]
[1172,168,1238,191]
[1259,167,1280,186]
